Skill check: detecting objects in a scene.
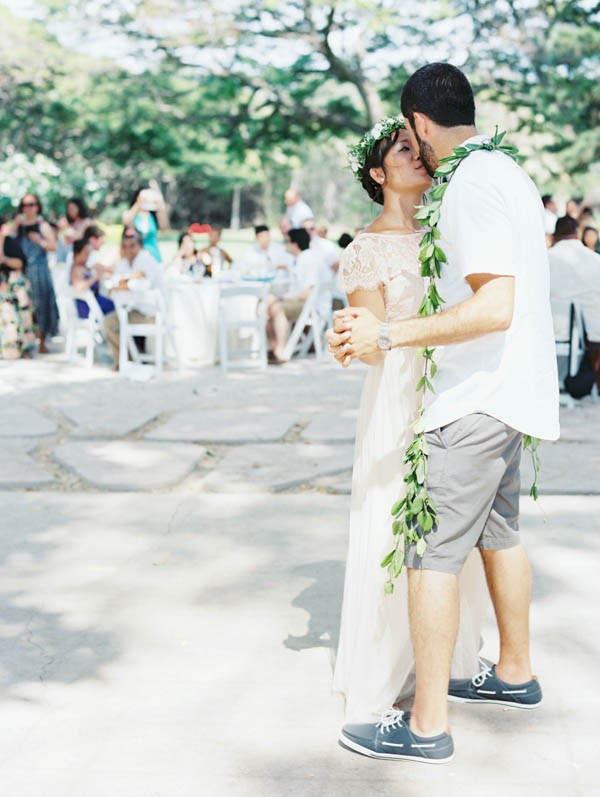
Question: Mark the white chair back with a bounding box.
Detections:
[218,283,269,373]
[64,288,105,368]
[114,289,173,378]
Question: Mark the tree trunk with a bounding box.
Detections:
[230,185,241,230]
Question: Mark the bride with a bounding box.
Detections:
[332,117,488,723]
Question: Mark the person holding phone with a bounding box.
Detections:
[12,193,59,353]
[122,185,169,263]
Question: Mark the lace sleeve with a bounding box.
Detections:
[338,237,386,294]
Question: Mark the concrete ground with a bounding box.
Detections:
[0,353,599,796]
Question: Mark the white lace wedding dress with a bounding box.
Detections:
[333,232,488,722]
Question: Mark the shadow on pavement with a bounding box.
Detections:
[284,560,345,652]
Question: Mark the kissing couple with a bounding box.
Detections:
[327,62,559,763]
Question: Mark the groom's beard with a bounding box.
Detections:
[414,133,439,177]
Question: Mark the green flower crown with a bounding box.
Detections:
[347,115,406,180]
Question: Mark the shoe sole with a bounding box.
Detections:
[339,733,455,764]
[448,694,543,710]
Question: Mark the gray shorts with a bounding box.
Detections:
[405,413,523,575]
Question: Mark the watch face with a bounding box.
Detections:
[377,332,390,350]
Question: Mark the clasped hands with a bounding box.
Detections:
[326,307,381,368]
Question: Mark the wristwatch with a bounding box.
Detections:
[377,322,391,351]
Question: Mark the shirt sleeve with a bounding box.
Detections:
[446,169,516,278]
[338,238,386,294]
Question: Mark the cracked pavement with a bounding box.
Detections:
[0,354,598,797]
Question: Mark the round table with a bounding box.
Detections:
[168,279,220,366]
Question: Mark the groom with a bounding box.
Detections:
[327,63,559,762]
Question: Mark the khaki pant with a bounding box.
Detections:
[103,310,155,366]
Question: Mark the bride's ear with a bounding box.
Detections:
[369,167,385,186]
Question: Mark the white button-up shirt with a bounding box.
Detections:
[423,135,560,441]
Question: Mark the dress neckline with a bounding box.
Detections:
[358,231,422,238]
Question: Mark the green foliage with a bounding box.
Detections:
[1,0,598,221]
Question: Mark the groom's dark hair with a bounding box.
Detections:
[401,63,475,128]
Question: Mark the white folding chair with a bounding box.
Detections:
[218,283,269,373]
[115,289,171,378]
[282,282,333,362]
[64,288,106,368]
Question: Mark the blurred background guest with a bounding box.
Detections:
[578,206,595,229]
[541,194,558,246]
[104,229,166,368]
[283,227,331,323]
[282,188,313,229]
[70,238,115,320]
[337,232,354,249]
[199,225,233,277]
[240,224,291,276]
[12,193,59,353]
[0,219,36,359]
[82,225,111,268]
[566,197,582,219]
[549,216,600,373]
[59,197,90,244]
[302,217,340,275]
[167,232,204,277]
[582,226,599,254]
[122,185,169,262]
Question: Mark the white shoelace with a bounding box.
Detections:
[472,660,493,688]
[376,708,406,733]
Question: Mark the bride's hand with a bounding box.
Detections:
[326,324,352,367]
[332,307,380,362]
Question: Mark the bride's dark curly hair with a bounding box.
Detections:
[358,129,402,205]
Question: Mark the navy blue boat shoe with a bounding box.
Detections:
[339,709,454,763]
[448,662,542,709]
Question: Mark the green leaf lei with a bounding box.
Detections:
[382,127,541,595]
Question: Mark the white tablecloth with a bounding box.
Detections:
[168,280,219,366]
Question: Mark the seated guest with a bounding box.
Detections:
[167,232,204,278]
[0,221,36,359]
[549,215,600,386]
[240,225,292,276]
[66,224,110,273]
[70,238,116,320]
[82,225,109,266]
[582,226,599,254]
[302,218,340,274]
[199,225,233,276]
[104,229,167,368]
[264,228,331,363]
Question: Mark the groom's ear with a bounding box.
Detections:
[412,112,429,139]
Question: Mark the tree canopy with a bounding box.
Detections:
[0,0,598,223]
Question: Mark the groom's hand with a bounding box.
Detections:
[327,307,380,366]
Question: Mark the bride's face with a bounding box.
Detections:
[381,130,432,194]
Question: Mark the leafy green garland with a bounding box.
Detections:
[381,128,540,595]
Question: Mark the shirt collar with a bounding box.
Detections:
[460,133,489,147]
